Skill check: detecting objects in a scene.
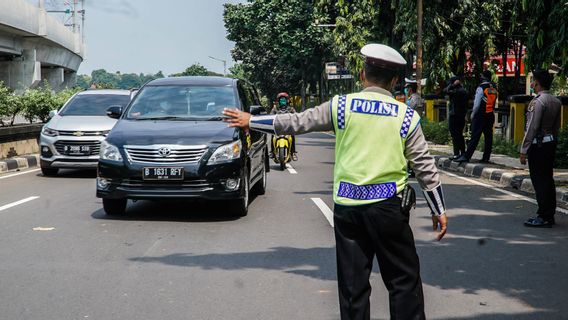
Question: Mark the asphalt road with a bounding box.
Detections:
[0,132,567,320]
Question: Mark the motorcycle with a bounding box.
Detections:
[272,135,293,170]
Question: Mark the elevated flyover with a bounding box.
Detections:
[0,0,84,92]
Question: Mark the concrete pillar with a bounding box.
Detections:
[62,70,77,89]
[0,49,41,92]
[41,66,64,91]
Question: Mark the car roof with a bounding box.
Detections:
[77,89,131,96]
[146,76,237,87]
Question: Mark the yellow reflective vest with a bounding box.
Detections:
[331,91,421,206]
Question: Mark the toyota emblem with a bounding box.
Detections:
[158,147,171,157]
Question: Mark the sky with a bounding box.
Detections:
[77,0,244,76]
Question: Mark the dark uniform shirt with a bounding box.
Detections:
[521,91,562,154]
[444,84,468,117]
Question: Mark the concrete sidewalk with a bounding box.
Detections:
[429,144,568,205]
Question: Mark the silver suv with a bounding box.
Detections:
[39,89,131,176]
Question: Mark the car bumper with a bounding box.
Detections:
[39,134,104,169]
[96,159,245,200]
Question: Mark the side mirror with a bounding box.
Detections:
[106,105,123,119]
[130,88,139,100]
[250,105,266,116]
[48,110,58,118]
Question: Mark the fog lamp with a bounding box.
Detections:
[225,178,240,191]
[97,177,110,189]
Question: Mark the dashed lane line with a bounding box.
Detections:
[0,196,40,213]
[311,197,334,227]
[0,168,41,180]
[286,163,298,174]
[440,169,568,215]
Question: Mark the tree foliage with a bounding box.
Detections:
[224,0,332,105]
[81,69,165,89]
[170,63,210,77]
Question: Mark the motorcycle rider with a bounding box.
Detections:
[270,92,298,161]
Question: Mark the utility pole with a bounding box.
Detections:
[416,0,423,94]
[208,56,227,77]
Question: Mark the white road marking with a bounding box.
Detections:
[0,196,40,212]
[32,227,55,231]
[286,163,298,174]
[311,197,334,227]
[0,168,41,180]
[440,170,568,215]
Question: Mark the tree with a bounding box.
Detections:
[522,0,568,76]
[224,0,332,108]
[170,64,210,77]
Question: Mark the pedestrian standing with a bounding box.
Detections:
[224,43,448,320]
[444,76,469,160]
[521,69,561,227]
[455,70,497,163]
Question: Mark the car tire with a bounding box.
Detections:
[252,160,267,196]
[233,171,249,217]
[41,167,59,176]
[103,198,127,215]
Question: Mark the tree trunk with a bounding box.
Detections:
[416,0,424,94]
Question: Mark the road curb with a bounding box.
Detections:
[0,154,39,173]
[433,155,568,205]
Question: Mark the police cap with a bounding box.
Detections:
[361,44,406,69]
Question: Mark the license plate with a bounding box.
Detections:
[143,167,184,180]
[64,145,90,154]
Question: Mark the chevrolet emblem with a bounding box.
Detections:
[73,131,84,136]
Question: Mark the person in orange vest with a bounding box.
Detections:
[455,70,497,163]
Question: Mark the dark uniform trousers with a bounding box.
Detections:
[334,197,425,320]
[528,141,557,219]
[448,114,466,156]
[465,112,495,161]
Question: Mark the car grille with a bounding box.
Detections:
[54,140,101,156]
[124,145,208,164]
[58,130,109,137]
[118,178,213,191]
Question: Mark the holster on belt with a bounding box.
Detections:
[536,134,543,148]
[400,184,416,216]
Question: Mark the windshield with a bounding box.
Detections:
[59,94,130,116]
[126,85,237,120]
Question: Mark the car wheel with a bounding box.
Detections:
[41,167,59,176]
[253,160,267,196]
[233,172,249,217]
[103,198,127,215]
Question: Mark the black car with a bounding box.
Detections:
[96,77,269,216]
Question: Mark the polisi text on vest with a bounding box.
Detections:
[350,98,399,117]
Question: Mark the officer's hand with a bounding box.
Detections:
[432,214,448,241]
[520,153,527,165]
[223,108,251,129]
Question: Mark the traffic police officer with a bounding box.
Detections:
[521,69,561,227]
[404,76,424,116]
[224,43,448,320]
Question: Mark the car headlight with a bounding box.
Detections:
[42,126,59,137]
[208,140,242,164]
[100,140,123,162]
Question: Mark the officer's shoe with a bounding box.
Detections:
[524,216,555,228]
[449,155,460,160]
[454,155,469,163]
[292,152,298,161]
[479,159,491,164]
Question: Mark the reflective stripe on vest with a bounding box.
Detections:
[330,91,421,206]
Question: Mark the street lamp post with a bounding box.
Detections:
[208,56,227,77]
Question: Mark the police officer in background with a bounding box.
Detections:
[404,77,424,116]
[444,76,469,160]
[224,43,448,320]
[455,70,498,163]
[521,69,561,227]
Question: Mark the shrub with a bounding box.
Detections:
[477,136,520,158]
[555,124,568,168]
[421,119,451,144]
[21,86,58,123]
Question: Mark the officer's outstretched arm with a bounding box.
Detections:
[224,102,333,135]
